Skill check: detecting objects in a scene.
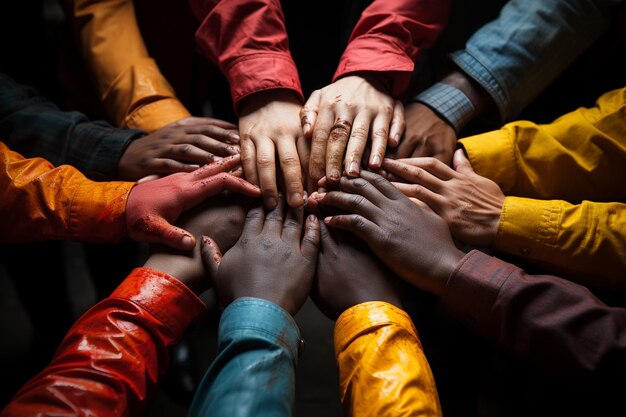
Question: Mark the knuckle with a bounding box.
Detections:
[281,155,300,168]
[373,127,388,140]
[350,125,369,140]
[257,156,274,169]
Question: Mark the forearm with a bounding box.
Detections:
[2,268,206,417]
[189,298,300,417]
[0,74,142,180]
[334,302,442,417]
[0,142,133,243]
[444,250,626,378]
[335,0,451,97]
[66,0,190,131]
[494,198,626,291]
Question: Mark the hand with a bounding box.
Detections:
[391,102,457,165]
[200,196,320,315]
[301,75,404,185]
[316,170,464,296]
[239,90,306,209]
[312,221,402,320]
[119,117,241,181]
[126,154,261,251]
[143,192,253,295]
[382,149,505,247]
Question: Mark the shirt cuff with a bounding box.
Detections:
[458,128,517,193]
[334,301,418,358]
[110,267,207,338]
[415,82,475,132]
[124,98,191,133]
[442,249,517,334]
[219,297,302,363]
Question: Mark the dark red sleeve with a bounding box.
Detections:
[191,0,303,111]
[2,267,206,417]
[334,0,451,97]
[442,250,626,379]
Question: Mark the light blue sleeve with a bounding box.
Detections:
[417,0,621,127]
[188,297,302,417]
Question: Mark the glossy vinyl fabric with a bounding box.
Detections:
[1,268,206,417]
[0,141,133,243]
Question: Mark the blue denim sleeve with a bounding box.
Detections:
[418,0,620,124]
[188,297,302,417]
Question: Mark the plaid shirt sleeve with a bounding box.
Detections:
[0,73,144,181]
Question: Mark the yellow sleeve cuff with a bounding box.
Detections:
[124,98,191,133]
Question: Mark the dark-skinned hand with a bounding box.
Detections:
[200,195,320,315]
[315,170,465,296]
[126,154,260,251]
[119,117,241,181]
[312,220,403,320]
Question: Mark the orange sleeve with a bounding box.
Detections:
[0,141,134,243]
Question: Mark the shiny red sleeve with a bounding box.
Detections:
[2,268,207,417]
[191,0,303,111]
[334,0,451,97]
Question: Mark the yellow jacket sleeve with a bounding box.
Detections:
[0,141,134,243]
[459,87,626,203]
[497,197,626,290]
[334,302,442,417]
[67,0,190,132]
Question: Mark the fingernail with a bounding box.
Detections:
[329,170,340,182]
[182,235,194,247]
[394,133,401,144]
[323,216,332,223]
[303,123,311,136]
[371,155,381,168]
[229,132,241,142]
[308,214,317,222]
[348,160,359,176]
[265,196,277,209]
[291,192,303,206]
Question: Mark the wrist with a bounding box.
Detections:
[430,247,466,297]
[143,245,208,295]
[239,88,302,116]
[440,70,492,116]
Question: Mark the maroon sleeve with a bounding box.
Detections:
[442,250,626,378]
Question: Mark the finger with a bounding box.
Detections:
[276,137,304,207]
[241,202,265,237]
[138,174,162,183]
[317,220,337,251]
[301,90,321,138]
[185,125,241,145]
[240,135,259,186]
[368,112,391,169]
[388,100,405,148]
[186,173,261,207]
[319,190,383,221]
[263,193,286,235]
[453,148,475,175]
[191,154,242,180]
[343,112,371,177]
[358,170,406,200]
[166,143,221,164]
[134,216,196,251]
[297,135,316,194]
[175,116,238,130]
[256,138,279,209]
[185,134,240,156]
[337,175,390,208]
[409,197,435,213]
[300,214,320,262]
[384,157,456,181]
[323,214,379,243]
[380,159,447,191]
[326,118,353,184]
[391,182,446,211]
[282,204,304,242]
[148,159,201,175]
[200,235,222,281]
[309,107,333,184]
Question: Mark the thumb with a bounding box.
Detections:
[129,215,196,250]
[453,148,475,175]
[200,235,222,282]
[301,215,321,262]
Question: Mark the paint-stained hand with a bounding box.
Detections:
[126,154,260,251]
[119,117,241,181]
[200,196,320,315]
[316,170,464,296]
[301,75,404,186]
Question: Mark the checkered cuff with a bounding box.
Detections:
[415,82,475,132]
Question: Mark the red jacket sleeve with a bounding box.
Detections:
[191,0,303,111]
[1,268,207,417]
[335,0,451,97]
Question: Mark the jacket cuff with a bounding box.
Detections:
[69,179,135,242]
[219,297,302,363]
[225,54,304,112]
[124,98,191,133]
[333,36,414,97]
[111,267,207,337]
[459,128,516,193]
[334,301,417,358]
[442,249,516,334]
[415,82,475,133]
[494,196,563,261]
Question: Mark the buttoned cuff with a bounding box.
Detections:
[124,98,191,133]
[494,196,564,261]
[459,128,516,193]
[415,82,475,133]
[334,301,417,359]
[111,267,207,338]
[219,297,302,363]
